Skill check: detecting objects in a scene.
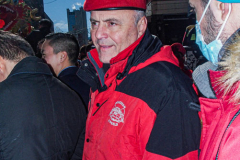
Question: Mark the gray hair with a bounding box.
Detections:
[90,10,146,26]
[134,10,146,25]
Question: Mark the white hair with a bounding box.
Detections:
[134,10,146,25]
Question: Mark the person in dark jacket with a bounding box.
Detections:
[0,30,86,159]
[25,19,52,56]
[79,41,94,62]
[77,0,201,159]
[42,33,90,110]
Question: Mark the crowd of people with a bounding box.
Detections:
[0,0,240,159]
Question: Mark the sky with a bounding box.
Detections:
[44,0,90,33]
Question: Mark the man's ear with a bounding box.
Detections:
[137,16,147,38]
[219,2,231,21]
[59,51,68,63]
[0,56,5,73]
[0,56,16,82]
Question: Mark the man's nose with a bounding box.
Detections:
[95,24,108,40]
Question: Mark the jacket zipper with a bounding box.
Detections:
[92,99,108,116]
[215,109,240,160]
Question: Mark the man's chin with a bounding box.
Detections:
[98,54,111,63]
[98,51,116,63]
[99,57,111,63]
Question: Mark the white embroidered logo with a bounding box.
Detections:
[108,101,126,126]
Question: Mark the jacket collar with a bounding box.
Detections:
[78,29,163,92]
[213,28,240,104]
[208,69,240,111]
[218,28,240,61]
[110,33,144,64]
[208,70,228,99]
[117,28,163,79]
[86,33,144,88]
[7,56,52,79]
[58,66,78,77]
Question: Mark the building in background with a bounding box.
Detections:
[67,7,88,47]
[146,0,195,44]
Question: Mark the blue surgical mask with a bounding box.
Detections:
[195,0,231,65]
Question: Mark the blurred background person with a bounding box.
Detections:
[35,38,45,58]
[182,25,207,71]
[26,19,52,54]
[0,30,86,159]
[79,41,94,63]
[42,32,90,110]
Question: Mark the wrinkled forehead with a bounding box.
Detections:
[90,10,135,18]
[90,10,136,23]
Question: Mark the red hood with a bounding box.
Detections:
[209,70,239,101]
[128,45,180,74]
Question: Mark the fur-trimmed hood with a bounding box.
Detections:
[218,28,240,103]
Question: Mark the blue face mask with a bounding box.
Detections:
[195,22,223,65]
[195,0,231,65]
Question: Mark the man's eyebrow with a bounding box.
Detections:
[103,18,120,23]
[90,18,121,23]
[90,18,97,22]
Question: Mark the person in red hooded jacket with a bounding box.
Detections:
[77,0,201,159]
[190,0,240,159]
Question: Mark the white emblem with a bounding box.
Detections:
[108,101,126,126]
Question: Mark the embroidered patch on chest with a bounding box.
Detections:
[108,101,126,126]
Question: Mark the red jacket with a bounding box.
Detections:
[78,29,201,160]
[199,70,240,160]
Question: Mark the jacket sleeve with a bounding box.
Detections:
[71,103,87,160]
[142,91,201,160]
[216,116,240,159]
[71,127,85,160]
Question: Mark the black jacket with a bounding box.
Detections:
[0,57,86,160]
[58,66,90,110]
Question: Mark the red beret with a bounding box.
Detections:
[83,0,146,11]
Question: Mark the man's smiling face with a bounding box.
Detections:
[90,10,141,63]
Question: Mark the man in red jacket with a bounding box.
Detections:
[77,0,201,159]
[189,0,240,159]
